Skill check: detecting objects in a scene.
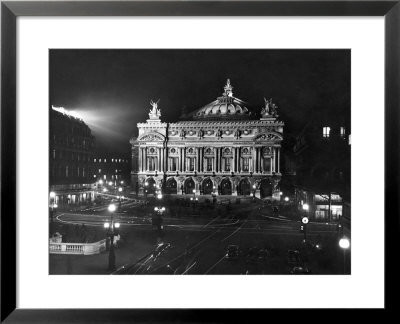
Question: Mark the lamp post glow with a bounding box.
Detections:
[106,203,117,270]
[339,238,350,249]
[49,192,57,228]
[339,237,350,274]
[118,187,123,208]
[153,193,165,232]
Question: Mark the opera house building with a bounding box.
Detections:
[130,80,284,200]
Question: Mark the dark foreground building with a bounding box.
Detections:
[49,106,96,206]
[293,113,351,224]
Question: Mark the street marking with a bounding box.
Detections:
[182,262,197,275]
[204,255,226,274]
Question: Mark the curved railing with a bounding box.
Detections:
[49,236,119,255]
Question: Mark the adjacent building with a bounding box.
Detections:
[293,113,351,223]
[50,106,96,206]
[130,80,284,199]
[93,153,130,187]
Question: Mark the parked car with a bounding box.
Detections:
[226,245,240,260]
[290,265,311,274]
[257,248,270,262]
[287,249,303,266]
[245,247,259,263]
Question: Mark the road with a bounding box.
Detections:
[50,196,349,275]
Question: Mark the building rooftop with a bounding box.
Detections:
[183,79,252,120]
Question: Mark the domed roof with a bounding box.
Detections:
[189,79,251,120]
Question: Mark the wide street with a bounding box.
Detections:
[49,195,350,275]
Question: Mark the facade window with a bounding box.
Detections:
[242,158,249,171]
[112,159,114,162]
[103,175,106,180]
[94,158,96,162]
[340,127,346,138]
[223,158,231,171]
[148,157,157,171]
[188,158,195,171]
[206,158,213,171]
[83,168,85,177]
[104,159,107,163]
[65,166,69,177]
[99,159,102,163]
[170,157,178,171]
[263,158,271,172]
[52,150,56,159]
[77,167,80,177]
[323,126,331,138]
[98,169,101,173]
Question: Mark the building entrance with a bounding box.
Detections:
[220,178,232,195]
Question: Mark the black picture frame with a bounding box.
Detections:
[1,0,399,322]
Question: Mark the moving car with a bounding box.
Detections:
[290,265,311,274]
[287,249,302,266]
[226,245,240,260]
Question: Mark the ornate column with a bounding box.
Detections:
[214,148,217,172]
[277,148,280,173]
[251,146,256,172]
[163,146,167,172]
[161,147,164,172]
[238,148,241,172]
[260,148,264,173]
[182,148,186,172]
[138,147,142,172]
[143,147,147,172]
[199,147,203,172]
[179,148,183,172]
[157,147,161,171]
[272,147,276,173]
[254,147,258,173]
[219,148,222,172]
[233,148,236,172]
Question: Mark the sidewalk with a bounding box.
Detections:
[49,228,157,274]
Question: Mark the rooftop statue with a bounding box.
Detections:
[261,98,278,117]
[149,99,161,119]
[223,79,233,97]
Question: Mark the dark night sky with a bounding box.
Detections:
[50,49,350,155]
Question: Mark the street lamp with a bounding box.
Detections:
[153,193,165,233]
[339,237,350,274]
[49,192,57,224]
[118,187,123,208]
[284,196,289,202]
[104,203,119,271]
[252,184,256,198]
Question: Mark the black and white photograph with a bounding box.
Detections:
[48,49,351,275]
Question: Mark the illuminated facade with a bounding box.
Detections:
[130,80,284,199]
